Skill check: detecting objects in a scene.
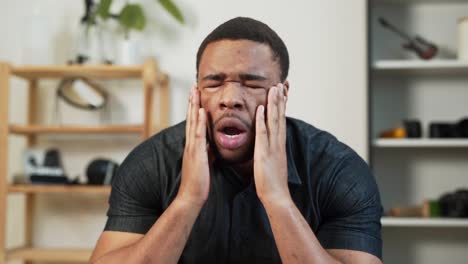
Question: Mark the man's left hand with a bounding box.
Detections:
[254,83,290,205]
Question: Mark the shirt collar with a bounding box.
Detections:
[286,126,302,185]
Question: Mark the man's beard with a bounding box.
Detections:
[210,137,255,165]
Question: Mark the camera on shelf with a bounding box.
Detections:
[429,118,468,138]
[24,148,68,184]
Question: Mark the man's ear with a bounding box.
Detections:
[283,80,289,97]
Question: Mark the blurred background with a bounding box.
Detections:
[0,0,467,263]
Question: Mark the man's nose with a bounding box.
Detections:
[219,82,244,110]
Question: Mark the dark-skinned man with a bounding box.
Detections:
[90,17,383,264]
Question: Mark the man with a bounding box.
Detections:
[90,17,382,264]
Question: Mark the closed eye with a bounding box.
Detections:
[243,82,266,89]
[204,82,222,89]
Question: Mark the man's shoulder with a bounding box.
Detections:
[148,121,186,147]
[286,117,355,160]
[125,121,186,163]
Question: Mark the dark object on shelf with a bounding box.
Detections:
[429,118,468,138]
[86,159,119,185]
[378,17,438,60]
[404,120,422,138]
[30,175,69,184]
[458,118,468,137]
[57,77,108,110]
[439,189,468,218]
[429,123,458,138]
[24,148,69,184]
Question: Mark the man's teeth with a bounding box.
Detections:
[225,134,238,138]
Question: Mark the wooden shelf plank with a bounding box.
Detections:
[381,217,468,227]
[6,247,92,262]
[12,64,143,79]
[9,124,144,135]
[373,139,468,148]
[8,184,111,194]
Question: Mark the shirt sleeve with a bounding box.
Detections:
[104,143,164,234]
[316,154,383,260]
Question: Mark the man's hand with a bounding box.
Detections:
[176,86,210,207]
[254,83,290,205]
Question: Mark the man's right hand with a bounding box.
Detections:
[176,86,210,208]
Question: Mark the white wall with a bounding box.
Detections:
[0,0,368,257]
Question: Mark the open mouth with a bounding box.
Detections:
[215,118,249,150]
[222,126,245,137]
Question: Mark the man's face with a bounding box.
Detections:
[197,39,283,164]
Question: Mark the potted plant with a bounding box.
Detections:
[94,0,184,64]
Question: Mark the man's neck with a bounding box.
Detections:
[232,159,254,179]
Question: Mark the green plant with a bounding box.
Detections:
[96,0,184,38]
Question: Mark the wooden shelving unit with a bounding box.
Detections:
[8,184,111,194]
[12,64,143,79]
[0,59,170,263]
[6,247,91,263]
[9,124,145,135]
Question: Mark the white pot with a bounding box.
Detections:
[117,37,141,65]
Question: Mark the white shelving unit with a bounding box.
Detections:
[373,59,468,74]
[382,217,468,227]
[374,139,468,148]
[370,0,468,263]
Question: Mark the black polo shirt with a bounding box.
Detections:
[104,117,382,263]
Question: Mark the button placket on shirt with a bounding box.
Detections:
[229,184,255,261]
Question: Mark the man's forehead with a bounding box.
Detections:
[206,39,270,50]
[202,39,274,60]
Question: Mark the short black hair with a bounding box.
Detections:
[196,17,289,81]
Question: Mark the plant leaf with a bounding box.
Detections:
[97,0,113,20]
[119,4,146,31]
[158,0,184,24]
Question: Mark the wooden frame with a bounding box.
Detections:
[0,59,169,263]
[0,62,11,264]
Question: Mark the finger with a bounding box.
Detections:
[196,108,207,150]
[255,105,269,152]
[189,87,200,148]
[278,84,287,143]
[185,88,194,147]
[267,86,279,144]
